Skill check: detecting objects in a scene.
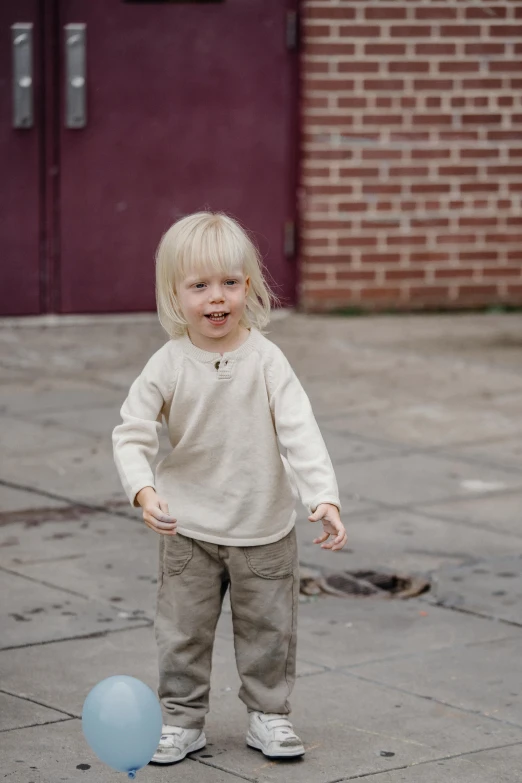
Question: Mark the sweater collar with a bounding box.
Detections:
[180,327,258,363]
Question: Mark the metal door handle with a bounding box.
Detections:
[12,23,33,128]
[65,23,86,128]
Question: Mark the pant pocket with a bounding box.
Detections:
[243,530,296,579]
[163,533,193,576]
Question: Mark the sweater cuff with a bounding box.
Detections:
[309,498,342,514]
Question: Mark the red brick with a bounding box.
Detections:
[462,78,503,89]
[415,8,458,20]
[359,287,403,300]
[390,26,433,37]
[482,266,522,277]
[465,7,507,20]
[415,43,456,55]
[433,267,476,279]
[305,79,355,91]
[338,62,380,73]
[363,79,404,90]
[338,236,378,247]
[339,25,381,37]
[456,285,498,298]
[410,253,450,264]
[338,97,368,109]
[365,7,407,20]
[336,270,378,281]
[465,44,505,55]
[339,167,380,178]
[489,25,522,37]
[365,44,406,56]
[439,62,480,73]
[438,166,478,176]
[307,8,357,20]
[409,285,452,299]
[306,43,355,56]
[385,269,427,281]
[412,114,453,125]
[389,62,430,73]
[440,25,482,36]
[459,217,498,228]
[361,253,402,265]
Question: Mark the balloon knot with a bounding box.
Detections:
[128,771,136,779]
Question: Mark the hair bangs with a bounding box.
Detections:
[176,218,245,286]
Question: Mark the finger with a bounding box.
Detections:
[145,514,177,532]
[158,499,170,514]
[150,507,177,525]
[145,519,177,536]
[313,531,330,545]
[331,534,348,551]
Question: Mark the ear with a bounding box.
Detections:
[244,276,251,294]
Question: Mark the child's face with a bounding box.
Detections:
[177,268,250,347]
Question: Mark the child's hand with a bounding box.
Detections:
[308,503,347,552]
[136,487,177,536]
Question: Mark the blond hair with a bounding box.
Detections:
[155,211,283,339]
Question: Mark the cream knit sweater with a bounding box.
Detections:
[112,327,341,546]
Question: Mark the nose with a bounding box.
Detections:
[209,284,225,303]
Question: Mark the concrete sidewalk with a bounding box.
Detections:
[2,309,522,782]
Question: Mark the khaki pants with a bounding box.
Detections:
[154,527,300,729]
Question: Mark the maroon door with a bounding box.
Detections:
[0,2,42,316]
[0,0,298,316]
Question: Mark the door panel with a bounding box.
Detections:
[59,0,297,313]
[0,2,41,316]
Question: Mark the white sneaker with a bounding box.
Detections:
[247,711,305,758]
[150,724,206,765]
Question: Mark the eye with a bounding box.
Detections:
[225,280,238,286]
[194,283,206,289]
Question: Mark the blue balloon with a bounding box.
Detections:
[82,675,162,778]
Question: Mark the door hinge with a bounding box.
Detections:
[284,220,296,257]
[286,10,299,50]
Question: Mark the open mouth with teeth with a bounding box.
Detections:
[205,312,229,324]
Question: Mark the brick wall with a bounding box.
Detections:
[298,0,522,312]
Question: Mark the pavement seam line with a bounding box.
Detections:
[0,688,76,719]
[0,478,138,522]
[337,668,522,732]
[0,717,75,734]
[1,621,152,652]
[421,598,522,630]
[188,756,257,781]
[331,738,522,781]
[296,630,522,673]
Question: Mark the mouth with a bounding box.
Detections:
[205,312,229,325]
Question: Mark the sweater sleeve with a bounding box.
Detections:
[112,344,176,508]
[267,346,342,515]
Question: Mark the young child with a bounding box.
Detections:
[112,211,346,765]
